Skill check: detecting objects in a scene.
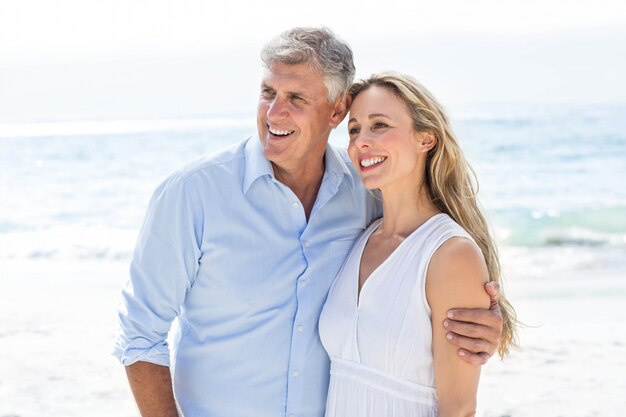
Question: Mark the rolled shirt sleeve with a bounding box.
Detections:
[113,171,203,367]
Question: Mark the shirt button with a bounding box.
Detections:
[297,325,304,332]
[291,201,298,208]
[303,241,310,248]
[292,370,300,378]
[289,414,295,417]
[300,280,307,288]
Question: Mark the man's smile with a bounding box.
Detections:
[268,125,295,137]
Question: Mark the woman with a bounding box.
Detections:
[319,72,517,417]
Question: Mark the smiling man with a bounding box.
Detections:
[257,61,348,219]
[114,27,503,417]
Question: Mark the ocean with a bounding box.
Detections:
[1,103,625,267]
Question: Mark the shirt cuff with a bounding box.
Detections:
[113,337,171,367]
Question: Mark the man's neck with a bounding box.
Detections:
[273,159,326,221]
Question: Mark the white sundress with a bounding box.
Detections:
[319,213,475,417]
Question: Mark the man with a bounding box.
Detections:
[114,27,503,417]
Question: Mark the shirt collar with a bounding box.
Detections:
[243,136,275,194]
[243,136,355,194]
[323,143,355,191]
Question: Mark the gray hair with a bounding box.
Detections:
[260,27,356,102]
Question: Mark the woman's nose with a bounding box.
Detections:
[354,130,372,149]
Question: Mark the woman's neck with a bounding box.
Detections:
[378,181,440,238]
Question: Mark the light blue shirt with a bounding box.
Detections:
[114,136,381,417]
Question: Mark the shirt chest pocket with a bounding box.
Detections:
[324,228,364,281]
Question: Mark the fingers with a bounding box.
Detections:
[443,281,504,365]
[445,331,497,361]
[446,282,503,328]
[446,307,502,329]
[485,281,500,309]
[443,318,500,343]
[456,349,491,366]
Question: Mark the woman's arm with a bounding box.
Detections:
[426,237,491,417]
[444,282,503,364]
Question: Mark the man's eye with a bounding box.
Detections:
[290,95,304,102]
[261,89,275,97]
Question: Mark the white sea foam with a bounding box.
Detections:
[0,224,137,261]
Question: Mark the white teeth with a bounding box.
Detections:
[269,126,294,136]
[360,157,387,168]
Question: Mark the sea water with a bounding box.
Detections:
[1,104,625,275]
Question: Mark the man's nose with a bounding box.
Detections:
[266,97,287,120]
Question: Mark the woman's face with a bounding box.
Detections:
[348,86,429,191]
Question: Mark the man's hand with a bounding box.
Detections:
[443,281,503,365]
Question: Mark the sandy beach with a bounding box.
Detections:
[1,244,625,417]
[478,247,626,416]
[0,259,137,417]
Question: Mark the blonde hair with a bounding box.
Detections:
[350,72,518,357]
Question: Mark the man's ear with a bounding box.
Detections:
[330,94,351,127]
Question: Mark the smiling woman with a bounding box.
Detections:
[347,86,426,190]
[319,72,518,417]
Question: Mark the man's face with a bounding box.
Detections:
[257,62,344,172]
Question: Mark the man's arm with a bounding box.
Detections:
[126,362,179,417]
[444,281,503,365]
[114,174,202,413]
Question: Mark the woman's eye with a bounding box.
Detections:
[348,127,360,135]
[373,122,388,128]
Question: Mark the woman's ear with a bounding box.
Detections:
[415,131,437,152]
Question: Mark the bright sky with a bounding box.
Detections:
[2,0,625,61]
[1,0,625,122]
